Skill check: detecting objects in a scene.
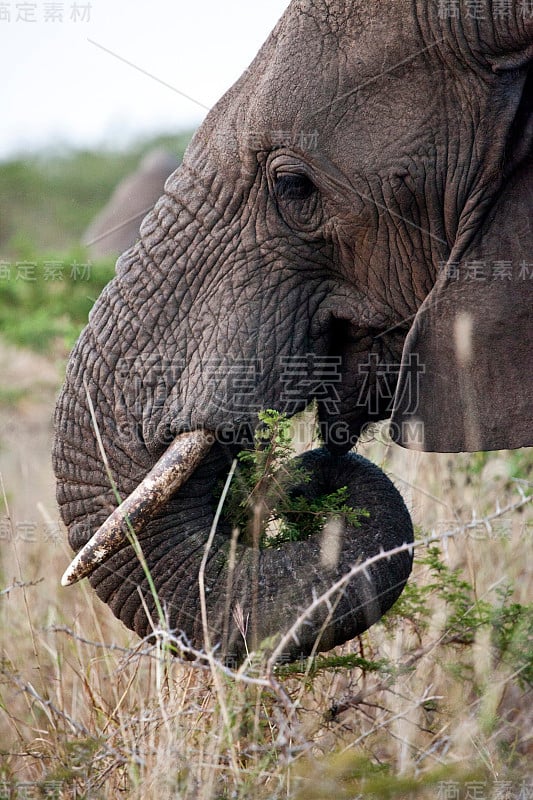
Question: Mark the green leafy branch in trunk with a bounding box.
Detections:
[225,410,368,549]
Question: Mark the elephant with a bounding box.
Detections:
[82,147,179,259]
[53,0,533,664]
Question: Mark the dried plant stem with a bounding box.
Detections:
[198,458,242,782]
[83,380,166,626]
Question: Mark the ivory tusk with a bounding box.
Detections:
[61,429,214,587]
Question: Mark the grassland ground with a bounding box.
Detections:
[0,338,531,800]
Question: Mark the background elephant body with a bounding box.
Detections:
[83,147,179,259]
[53,1,532,660]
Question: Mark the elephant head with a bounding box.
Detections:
[53,1,533,663]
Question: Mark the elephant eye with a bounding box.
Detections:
[274,173,316,202]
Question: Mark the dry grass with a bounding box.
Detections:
[1,368,532,798]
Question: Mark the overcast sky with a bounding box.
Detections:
[0,0,291,159]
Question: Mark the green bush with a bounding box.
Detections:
[0,251,115,352]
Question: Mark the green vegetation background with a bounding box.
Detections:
[0,133,193,352]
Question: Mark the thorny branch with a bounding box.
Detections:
[266,489,532,673]
[0,664,146,779]
[9,483,529,765]
[0,579,44,597]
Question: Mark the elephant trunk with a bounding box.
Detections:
[60,434,413,664]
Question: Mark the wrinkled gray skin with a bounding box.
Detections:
[83,148,179,259]
[53,0,533,662]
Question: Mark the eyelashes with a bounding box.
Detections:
[274,173,317,202]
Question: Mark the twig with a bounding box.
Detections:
[4,671,90,737]
[1,669,146,769]
[1,579,44,597]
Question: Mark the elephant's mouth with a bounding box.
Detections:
[58,414,415,661]
[61,429,215,586]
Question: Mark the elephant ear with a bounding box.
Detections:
[391,11,533,452]
[391,147,533,453]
